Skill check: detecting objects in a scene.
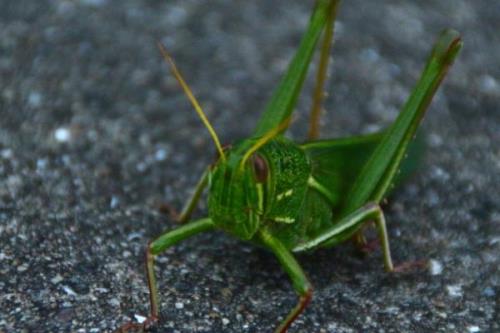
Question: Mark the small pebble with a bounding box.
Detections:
[489,236,500,245]
[222,318,230,325]
[51,274,64,284]
[0,148,13,159]
[127,232,143,241]
[155,148,168,161]
[36,158,48,171]
[175,302,184,309]
[359,48,380,63]
[468,325,480,333]
[62,285,78,296]
[54,127,71,142]
[431,166,450,181]
[428,133,443,147]
[110,196,120,209]
[478,74,498,94]
[481,287,495,297]
[17,263,29,272]
[134,314,146,323]
[446,285,463,298]
[80,0,107,7]
[108,298,120,307]
[429,259,443,275]
[383,306,399,315]
[28,91,43,107]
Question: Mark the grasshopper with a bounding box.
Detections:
[117,0,462,332]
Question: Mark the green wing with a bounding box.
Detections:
[302,131,424,212]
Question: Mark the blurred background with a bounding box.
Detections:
[1,1,498,332]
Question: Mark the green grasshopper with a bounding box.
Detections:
[117,0,462,332]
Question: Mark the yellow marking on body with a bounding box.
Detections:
[256,183,264,214]
[274,216,295,223]
[277,189,294,201]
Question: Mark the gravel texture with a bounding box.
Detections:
[1,1,499,332]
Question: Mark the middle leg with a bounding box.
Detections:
[259,229,313,333]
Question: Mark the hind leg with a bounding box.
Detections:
[294,202,394,272]
[307,0,340,140]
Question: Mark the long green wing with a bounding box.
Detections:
[302,131,424,210]
[343,29,462,214]
[253,0,337,138]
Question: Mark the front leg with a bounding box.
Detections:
[259,229,313,333]
[159,169,208,223]
[115,218,214,332]
[176,168,209,223]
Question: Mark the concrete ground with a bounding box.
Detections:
[0,0,499,332]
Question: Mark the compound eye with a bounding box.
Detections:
[252,154,268,183]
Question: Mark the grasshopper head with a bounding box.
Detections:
[158,44,288,240]
[207,148,268,240]
[206,115,289,240]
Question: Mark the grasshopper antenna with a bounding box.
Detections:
[158,43,226,162]
[239,116,292,171]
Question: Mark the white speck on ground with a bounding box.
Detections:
[28,91,43,107]
[134,314,146,324]
[428,133,443,147]
[17,263,29,272]
[359,48,380,63]
[110,196,120,209]
[36,158,48,171]
[127,232,143,241]
[446,285,463,298]
[383,306,399,315]
[430,166,450,181]
[1,148,13,159]
[429,259,443,275]
[62,285,78,296]
[54,127,72,142]
[468,325,481,333]
[51,274,64,284]
[108,298,120,307]
[478,74,498,94]
[489,236,500,245]
[155,148,168,161]
[80,0,107,7]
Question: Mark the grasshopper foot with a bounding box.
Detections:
[156,201,181,222]
[393,259,428,273]
[114,315,158,333]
